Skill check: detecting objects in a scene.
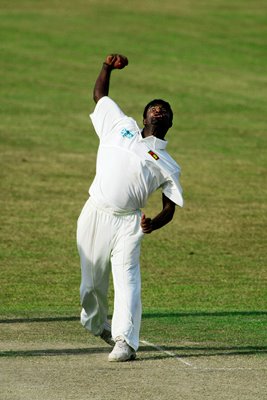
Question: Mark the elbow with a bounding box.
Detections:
[166,204,175,222]
[93,92,100,104]
[168,211,175,223]
[93,86,107,103]
[93,92,106,104]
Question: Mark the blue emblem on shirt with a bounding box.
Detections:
[120,128,135,139]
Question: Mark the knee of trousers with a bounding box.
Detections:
[80,286,108,316]
[80,285,104,310]
[80,288,106,335]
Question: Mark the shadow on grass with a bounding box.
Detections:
[0,316,80,324]
[0,310,266,324]
[0,347,109,358]
[143,311,267,319]
[1,344,266,359]
[141,345,267,359]
[0,311,266,360]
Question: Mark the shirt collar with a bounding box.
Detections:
[138,132,168,150]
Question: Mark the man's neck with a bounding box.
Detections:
[142,126,167,140]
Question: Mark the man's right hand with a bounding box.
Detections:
[104,54,128,70]
[93,54,128,103]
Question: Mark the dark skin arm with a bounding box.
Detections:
[93,62,113,103]
[93,54,128,103]
[141,193,176,234]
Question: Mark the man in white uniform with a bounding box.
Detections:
[77,54,183,362]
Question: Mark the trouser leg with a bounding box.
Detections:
[77,200,112,335]
[111,213,143,351]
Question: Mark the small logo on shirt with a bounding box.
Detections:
[148,150,159,160]
[120,128,135,139]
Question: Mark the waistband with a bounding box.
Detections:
[88,197,141,216]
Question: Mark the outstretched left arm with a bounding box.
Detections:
[141,193,176,234]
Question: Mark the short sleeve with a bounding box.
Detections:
[90,96,125,139]
[161,171,184,207]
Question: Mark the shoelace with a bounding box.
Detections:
[116,339,127,348]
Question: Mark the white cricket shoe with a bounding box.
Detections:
[108,337,136,362]
[100,322,114,346]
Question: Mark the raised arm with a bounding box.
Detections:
[93,54,128,103]
[141,193,176,234]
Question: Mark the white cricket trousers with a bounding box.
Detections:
[77,197,144,351]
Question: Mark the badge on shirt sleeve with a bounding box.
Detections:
[148,150,159,160]
[120,128,135,139]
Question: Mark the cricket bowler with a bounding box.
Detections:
[77,54,183,361]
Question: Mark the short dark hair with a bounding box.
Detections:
[143,99,173,124]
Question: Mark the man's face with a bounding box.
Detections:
[144,104,172,129]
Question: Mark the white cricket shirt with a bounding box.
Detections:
[89,96,183,212]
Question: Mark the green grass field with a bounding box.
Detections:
[1,0,266,351]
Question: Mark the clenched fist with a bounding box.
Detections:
[104,54,128,69]
[141,213,153,234]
